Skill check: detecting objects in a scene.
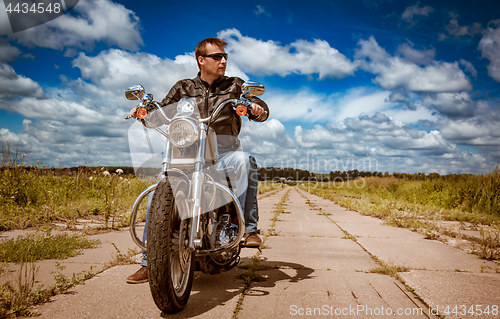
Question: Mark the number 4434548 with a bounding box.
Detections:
[5,2,62,14]
[439,305,499,316]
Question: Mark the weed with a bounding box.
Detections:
[105,243,140,268]
[0,233,100,263]
[0,255,97,317]
[476,226,500,260]
[369,261,410,280]
[267,229,281,237]
[341,234,358,241]
[317,212,332,216]
[0,156,151,231]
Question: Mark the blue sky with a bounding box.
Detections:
[0,0,499,174]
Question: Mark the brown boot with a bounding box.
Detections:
[126,266,148,284]
[244,232,262,247]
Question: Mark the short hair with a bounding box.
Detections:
[195,38,227,68]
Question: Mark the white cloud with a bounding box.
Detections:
[440,118,500,146]
[218,29,358,79]
[0,41,21,62]
[444,15,483,38]
[12,0,143,52]
[397,43,435,65]
[401,3,434,27]
[478,20,500,82]
[334,89,393,122]
[421,92,483,118]
[265,87,397,124]
[459,59,478,78]
[240,119,295,155]
[1,96,111,125]
[0,63,44,98]
[72,49,197,99]
[72,48,248,99]
[355,37,472,92]
[385,89,409,103]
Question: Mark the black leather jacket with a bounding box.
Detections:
[158,74,269,153]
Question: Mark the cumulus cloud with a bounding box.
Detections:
[218,29,358,79]
[385,89,409,103]
[397,43,435,65]
[444,14,483,39]
[437,125,500,166]
[0,41,21,62]
[355,36,472,92]
[0,63,44,98]
[72,49,193,96]
[459,59,478,78]
[285,112,487,174]
[12,0,143,52]
[401,3,434,27]
[72,49,247,100]
[422,92,492,118]
[479,20,500,82]
[240,119,295,152]
[264,87,394,123]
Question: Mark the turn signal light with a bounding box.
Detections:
[235,105,247,116]
[137,108,148,119]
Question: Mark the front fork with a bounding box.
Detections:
[161,123,245,253]
[161,124,208,251]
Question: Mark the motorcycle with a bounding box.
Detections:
[125,81,265,313]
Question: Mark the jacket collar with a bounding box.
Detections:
[195,72,227,89]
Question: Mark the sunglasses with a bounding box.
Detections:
[202,53,228,61]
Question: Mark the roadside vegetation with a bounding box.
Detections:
[299,167,500,260]
[0,146,151,232]
[0,233,100,263]
[258,180,285,194]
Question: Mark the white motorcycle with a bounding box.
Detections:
[125,81,265,313]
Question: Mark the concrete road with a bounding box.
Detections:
[27,187,500,318]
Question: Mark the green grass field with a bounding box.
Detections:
[299,167,500,260]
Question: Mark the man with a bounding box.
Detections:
[126,38,269,284]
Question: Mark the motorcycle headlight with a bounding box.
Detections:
[168,119,198,148]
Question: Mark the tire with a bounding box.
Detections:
[147,178,195,314]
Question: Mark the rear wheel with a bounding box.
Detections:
[147,178,194,314]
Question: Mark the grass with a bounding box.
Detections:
[105,243,140,268]
[257,181,285,195]
[368,256,410,281]
[0,261,97,318]
[299,171,500,260]
[0,149,151,231]
[305,167,500,219]
[0,239,139,317]
[0,233,100,263]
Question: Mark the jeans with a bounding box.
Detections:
[141,151,259,267]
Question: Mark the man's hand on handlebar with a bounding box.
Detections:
[129,107,138,118]
[250,103,264,117]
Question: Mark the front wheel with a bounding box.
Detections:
[147,178,194,314]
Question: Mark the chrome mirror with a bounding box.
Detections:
[241,81,265,97]
[125,85,145,100]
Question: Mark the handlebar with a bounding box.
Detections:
[125,98,266,122]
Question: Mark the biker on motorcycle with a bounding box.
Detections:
[126,38,269,284]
